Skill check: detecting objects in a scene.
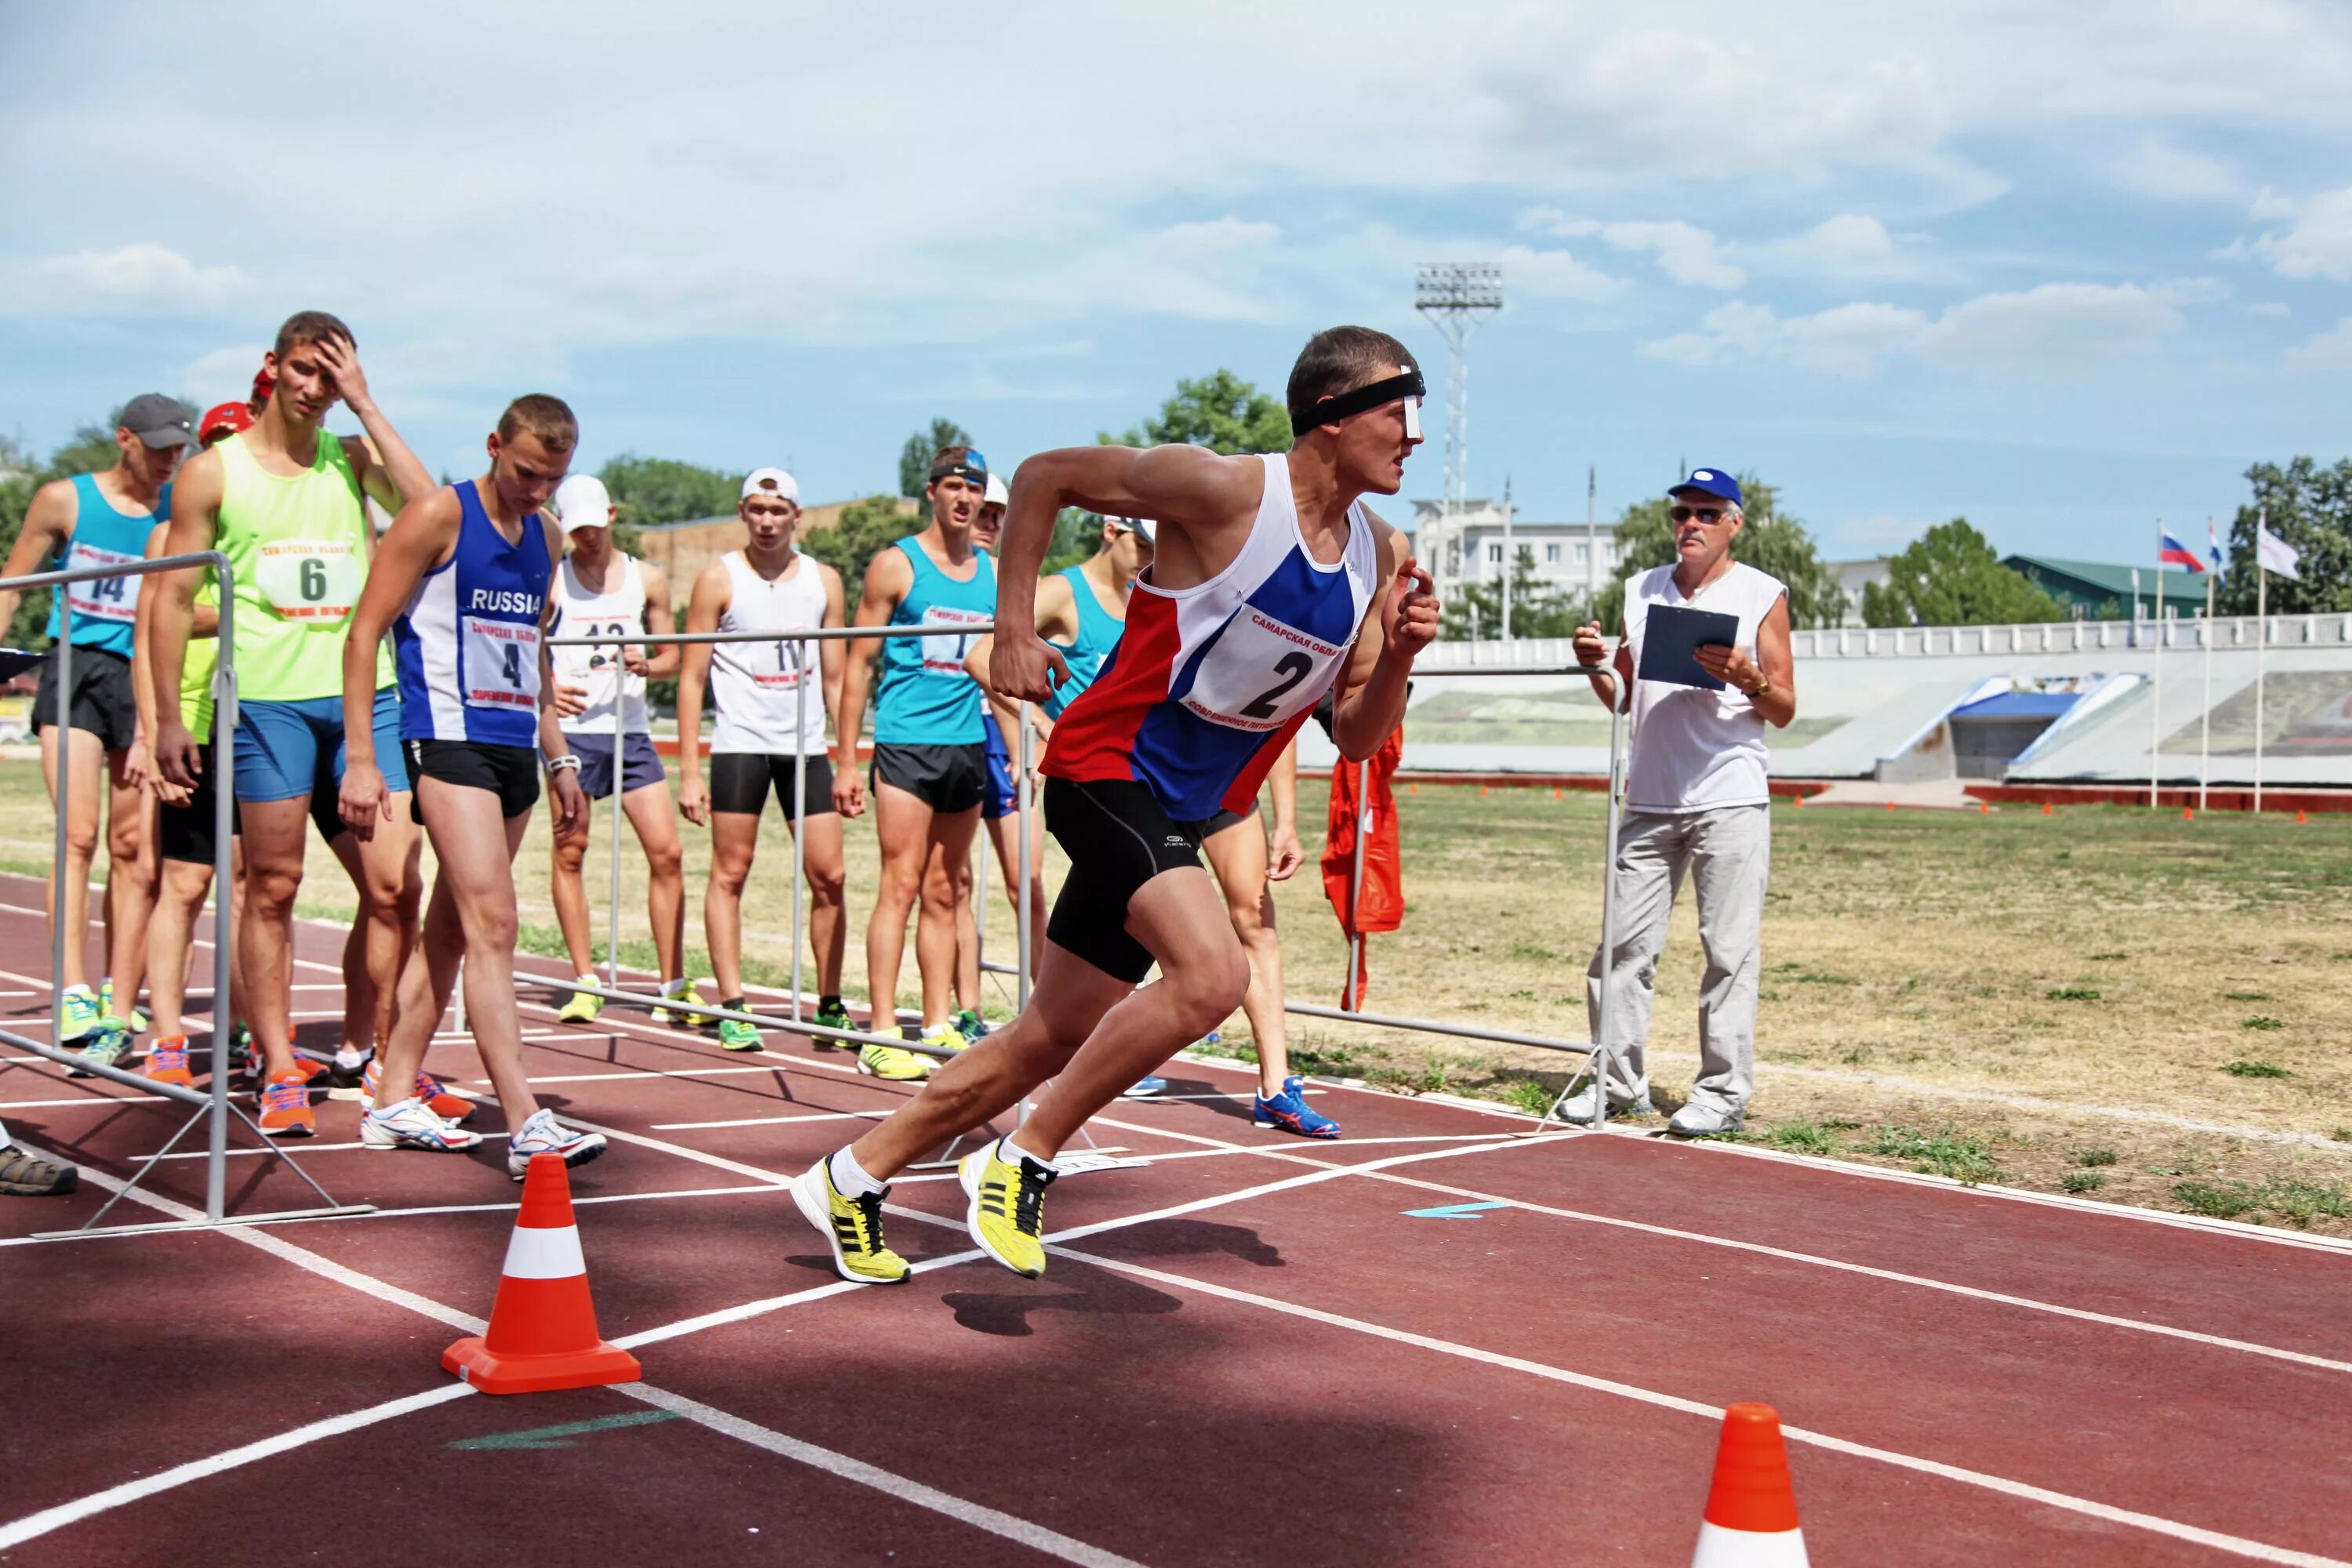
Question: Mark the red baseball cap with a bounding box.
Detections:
[250,366,274,404]
[200,401,255,444]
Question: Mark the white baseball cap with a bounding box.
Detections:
[742,466,799,503]
[984,473,1009,508]
[1110,515,1156,543]
[554,474,613,532]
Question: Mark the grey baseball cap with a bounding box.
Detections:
[119,394,198,449]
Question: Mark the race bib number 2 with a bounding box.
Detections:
[1181,608,1345,733]
[256,540,361,620]
[463,617,542,711]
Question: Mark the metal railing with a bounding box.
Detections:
[2,551,365,1238]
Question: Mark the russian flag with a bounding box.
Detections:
[2208,519,2225,575]
[2159,528,2204,573]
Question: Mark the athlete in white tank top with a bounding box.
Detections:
[710,550,830,756]
[552,553,652,736]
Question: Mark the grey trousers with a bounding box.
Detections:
[1585,803,1770,1113]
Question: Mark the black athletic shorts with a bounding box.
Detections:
[1043,776,1214,983]
[708,752,836,820]
[154,733,348,866]
[32,646,136,753]
[405,739,541,820]
[871,741,986,815]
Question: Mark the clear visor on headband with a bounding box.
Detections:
[1403,396,1422,440]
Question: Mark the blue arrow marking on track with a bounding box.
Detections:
[1402,1200,1512,1219]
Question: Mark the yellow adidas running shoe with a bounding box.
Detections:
[857,1040,932,1080]
[557,983,604,1024]
[920,1021,966,1054]
[790,1158,909,1284]
[959,1139,1056,1279]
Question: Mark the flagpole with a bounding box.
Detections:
[2198,524,2214,814]
[2149,522,2163,810]
[2253,507,2267,815]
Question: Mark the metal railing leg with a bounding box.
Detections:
[605,633,624,992]
[790,635,808,1023]
[208,590,238,1221]
[49,604,71,1066]
[1343,757,1370,1011]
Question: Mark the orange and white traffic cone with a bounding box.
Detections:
[1691,1403,1808,1566]
[444,1152,641,1395]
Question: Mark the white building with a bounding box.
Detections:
[1827,557,1893,627]
[1408,498,1628,604]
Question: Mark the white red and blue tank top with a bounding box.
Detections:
[1044,453,1378,820]
[394,480,553,747]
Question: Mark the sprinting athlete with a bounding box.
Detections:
[344,394,604,1178]
[793,327,1437,1283]
[151,315,434,1137]
[0,394,191,1066]
[832,447,995,1080]
[544,472,691,1026]
[675,468,851,1050]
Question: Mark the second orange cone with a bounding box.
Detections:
[444,1152,641,1395]
[1691,1403,1808,1566]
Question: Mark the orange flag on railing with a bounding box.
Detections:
[1323,725,1406,1004]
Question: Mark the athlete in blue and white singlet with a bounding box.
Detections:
[394,477,553,748]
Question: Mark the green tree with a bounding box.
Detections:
[1860,519,2065,627]
[1592,477,1849,633]
[599,454,742,538]
[801,494,924,603]
[1101,368,1290,455]
[1442,547,1586,641]
[2216,458,2352,615]
[898,419,974,499]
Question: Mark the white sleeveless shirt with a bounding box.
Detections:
[1621,560,1787,814]
[710,550,829,756]
[551,553,650,736]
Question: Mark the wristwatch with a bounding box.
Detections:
[1747,674,1773,700]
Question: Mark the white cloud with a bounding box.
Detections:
[2248,301,2291,317]
[2107,135,2241,202]
[2287,316,2352,363]
[178,344,267,403]
[0,245,250,318]
[1519,210,1743,289]
[2238,185,2352,280]
[1643,280,2210,378]
[1493,243,1623,301]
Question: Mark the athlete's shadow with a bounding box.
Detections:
[1112,1218,1286,1269]
[940,1269,1184,1338]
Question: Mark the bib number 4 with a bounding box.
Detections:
[463,616,542,712]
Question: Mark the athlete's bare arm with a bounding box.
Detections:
[673,557,731,826]
[1326,518,1438,760]
[339,487,463,837]
[832,546,913,818]
[0,477,77,637]
[151,448,226,787]
[131,521,214,805]
[311,333,432,515]
[1266,738,1303,881]
[636,560,679,680]
[817,561,847,733]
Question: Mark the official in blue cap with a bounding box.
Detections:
[1566,466,1796,1136]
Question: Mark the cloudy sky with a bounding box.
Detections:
[7,0,2352,562]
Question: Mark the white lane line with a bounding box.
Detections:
[503,1062,815,1088]
[0,1183,786,1247]
[1052,1247,2348,1568]
[622,1385,1149,1568]
[650,1109,891,1132]
[1343,1166,2352,1377]
[0,1385,477,1552]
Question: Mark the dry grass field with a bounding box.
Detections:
[5,759,2347,1233]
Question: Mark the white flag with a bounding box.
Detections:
[2257,522,2302,581]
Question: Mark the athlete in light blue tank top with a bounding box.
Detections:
[873,535,996,745]
[45,473,169,657]
[1041,564,1125,720]
[394,479,554,747]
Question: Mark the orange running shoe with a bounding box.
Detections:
[142,1036,194,1088]
[361,1058,476,1123]
[257,1072,317,1138]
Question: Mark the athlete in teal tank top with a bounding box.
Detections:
[1042,560,1126,719]
[874,534,995,744]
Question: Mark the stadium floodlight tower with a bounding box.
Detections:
[1414,262,1503,617]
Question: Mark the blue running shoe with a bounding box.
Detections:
[1120,1074,1170,1099]
[1253,1075,1340,1139]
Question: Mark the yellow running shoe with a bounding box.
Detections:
[790,1158,909,1284]
[557,982,604,1025]
[857,1040,932,1080]
[920,1021,966,1054]
[959,1139,1056,1279]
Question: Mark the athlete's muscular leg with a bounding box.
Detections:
[377,781,539,1119]
[236,797,311,1080]
[1011,868,1247,1162]
[950,836,981,1015]
[546,786,597,978]
[795,809,849,996]
[1203,818,1291,1095]
[987,814,1049,975]
[144,858,215,1042]
[622,782,686,986]
[847,942,1135,1181]
[350,801,419,1053]
[101,750,157,1007]
[39,726,106,992]
[706,811,761,1004]
[918,805,979,1027]
[865,783,935,1030]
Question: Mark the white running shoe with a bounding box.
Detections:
[506,1108,607,1181]
[361,1096,484,1153]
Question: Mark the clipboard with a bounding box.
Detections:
[1635,604,1740,691]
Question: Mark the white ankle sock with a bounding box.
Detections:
[828,1146,887,1197]
[333,1047,367,1070]
[1000,1136,1055,1174]
[662,978,689,997]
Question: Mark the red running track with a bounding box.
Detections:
[0,873,2345,1566]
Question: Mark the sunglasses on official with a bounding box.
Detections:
[1670,504,1733,524]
